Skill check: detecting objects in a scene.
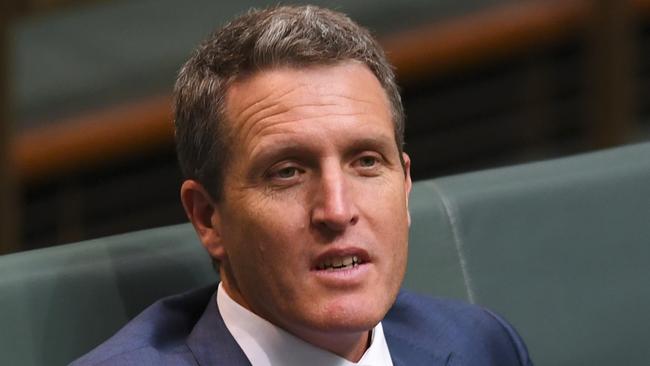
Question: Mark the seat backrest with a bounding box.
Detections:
[1,142,648,365]
[404,142,650,365]
[0,224,215,365]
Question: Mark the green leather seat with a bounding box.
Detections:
[1,142,648,365]
[404,142,650,365]
[0,225,214,366]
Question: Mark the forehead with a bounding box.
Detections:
[222,62,393,144]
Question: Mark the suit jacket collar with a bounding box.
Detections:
[185,290,451,366]
[382,291,454,366]
[384,331,452,366]
[186,292,250,366]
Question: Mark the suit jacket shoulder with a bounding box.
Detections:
[384,291,533,366]
[69,284,240,366]
[71,286,532,366]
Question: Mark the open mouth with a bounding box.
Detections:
[316,255,362,271]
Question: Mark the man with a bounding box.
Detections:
[73,5,532,366]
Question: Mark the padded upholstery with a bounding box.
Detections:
[0,225,214,366]
[1,142,648,365]
[403,142,650,365]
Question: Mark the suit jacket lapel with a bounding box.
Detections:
[385,327,452,366]
[186,292,251,366]
[186,290,452,366]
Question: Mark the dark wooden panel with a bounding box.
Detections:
[1,3,19,254]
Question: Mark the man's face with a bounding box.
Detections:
[214,61,411,345]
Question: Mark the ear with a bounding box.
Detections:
[180,180,226,260]
[402,152,413,226]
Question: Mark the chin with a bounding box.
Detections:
[311,294,391,333]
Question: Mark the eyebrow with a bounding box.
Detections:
[247,142,316,176]
[346,136,395,152]
[250,133,397,168]
[346,135,400,164]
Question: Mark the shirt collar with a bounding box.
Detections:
[217,282,393,366]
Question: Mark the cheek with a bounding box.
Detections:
[224,198,307,263]
[361,180,410,266]
[360,178,409,227]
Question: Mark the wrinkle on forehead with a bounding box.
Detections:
[243,98,381,155]
[224,63,393,159]
[226,85,295,150]
[227,64,384,118]
[230,100,382,148]
[241,99,348,145]
[233,85,297,126]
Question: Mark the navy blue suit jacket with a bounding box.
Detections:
[71,284,532,365]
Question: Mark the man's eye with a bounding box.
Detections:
[358,156,378,168]
[274,167,299,179]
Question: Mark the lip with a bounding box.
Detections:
[310,247,371,287]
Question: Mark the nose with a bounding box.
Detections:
[310,165,359,232]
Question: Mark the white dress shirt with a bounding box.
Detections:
[216,282,394,366]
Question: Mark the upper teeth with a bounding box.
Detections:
[318,255,360,270]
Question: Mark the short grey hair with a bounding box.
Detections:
[174,5,405,200]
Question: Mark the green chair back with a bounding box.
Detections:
[404,142,650,365]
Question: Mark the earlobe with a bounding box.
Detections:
[180,180,226,260]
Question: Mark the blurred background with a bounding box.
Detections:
[1,0,648,254]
